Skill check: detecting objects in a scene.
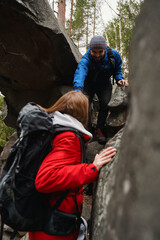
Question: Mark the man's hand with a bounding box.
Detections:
[118,79,129,86]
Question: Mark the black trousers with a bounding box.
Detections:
[84,80,112,130]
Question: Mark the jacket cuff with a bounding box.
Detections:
[89,163,98,172]
[116,78,124,83]
[89,163,99,177]
[74,87,83,92]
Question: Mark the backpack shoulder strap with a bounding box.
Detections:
[107,47,116,84]
[53,125,86,163]
[0,218,4,240]
[107,47,115,68]
[74,130,86,164]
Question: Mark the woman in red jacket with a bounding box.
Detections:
[29,90,116,240]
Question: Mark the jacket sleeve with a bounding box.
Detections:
[112,49,124,83]
[35,131,98,193]
[73,55,91,90]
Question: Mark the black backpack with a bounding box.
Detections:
[0,102,85,239]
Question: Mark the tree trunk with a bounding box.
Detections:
[93,0,97,35]
[86,14,89,52]
[58,0,66,28]
[119,0,122,55]
[105,32,110,46]
[119,15,122,55]
[68,0,74,37]
[52,0,54,10]
[114,22,118,49]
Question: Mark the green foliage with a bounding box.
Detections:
[71,0,86,43]
[67,0,99,49]
[104,18,119,49]
[66,0,143,77]
[0,96,15,148]
[118,0,141,56]
[103,0,143,79]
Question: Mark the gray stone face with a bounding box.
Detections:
[0,0,81,127]
[108,85,128,111]
[90,129,124,240]
[106,86,128,129]
[90,0,160,239]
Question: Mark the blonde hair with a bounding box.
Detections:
[43,91,89,128]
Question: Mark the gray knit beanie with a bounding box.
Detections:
[88,35,107,49]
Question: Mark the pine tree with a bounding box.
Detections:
[92,0,97,35]
[69,0,86,49]
[103,0,142,78]
[67,0,99,51]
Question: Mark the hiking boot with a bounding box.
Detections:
[93,129,107,144]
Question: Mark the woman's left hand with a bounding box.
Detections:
[93,147,116,171]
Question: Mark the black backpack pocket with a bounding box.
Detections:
[44,208,81,236]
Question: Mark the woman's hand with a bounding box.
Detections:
[93,147,116,171]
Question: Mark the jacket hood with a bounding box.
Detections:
[50,111,93,141]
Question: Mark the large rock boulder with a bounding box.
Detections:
[0,0,81,127]
[90,0,160,239]
[107,85,128,128]
[90,128,124,239]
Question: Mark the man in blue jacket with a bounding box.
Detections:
[73,35,128,143]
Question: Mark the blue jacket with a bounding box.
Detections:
[73,48,124,90]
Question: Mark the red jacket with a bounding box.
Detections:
[29,131,98,240]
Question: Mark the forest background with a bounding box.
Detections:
[50,0,143,76]
[0,0,143,149]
